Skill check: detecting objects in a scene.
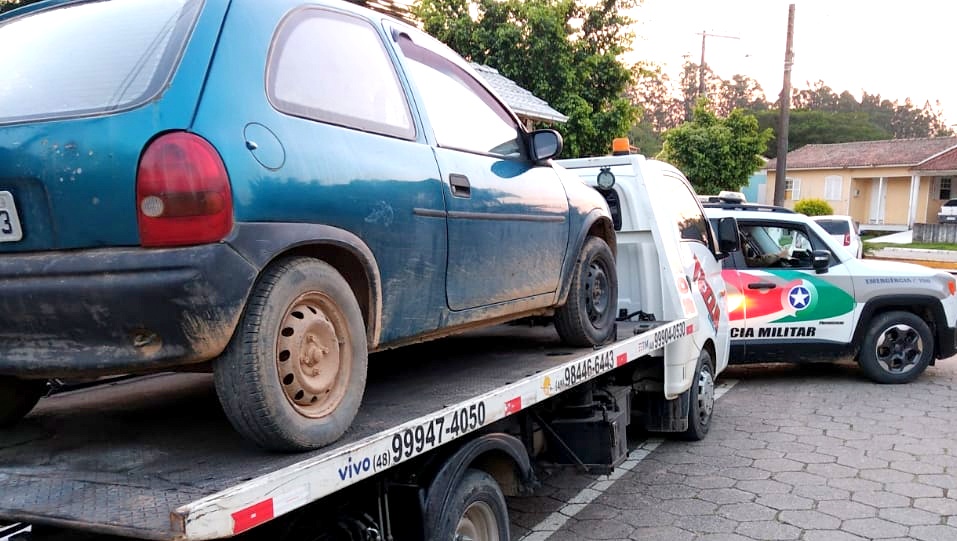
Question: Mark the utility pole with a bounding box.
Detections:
[696,31,739,100]
[772,5,795,206]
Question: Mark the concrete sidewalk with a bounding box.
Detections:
[866,230,957,270]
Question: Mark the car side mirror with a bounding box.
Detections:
[529,130,563,161]
[811,249,830,273]
[716,217,739,258]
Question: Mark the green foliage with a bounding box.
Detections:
[754,109,891,158]
[659,100,772,195]
[794,198,834,216]
[0,0,43,14]
[631,70,952,159]
[414,0,639,158]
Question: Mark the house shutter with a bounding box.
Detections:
[824,175,843,200]
[791,178,801,200]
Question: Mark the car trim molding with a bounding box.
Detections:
[413,208,566,222]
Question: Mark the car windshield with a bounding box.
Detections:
[815,220,850,235]
[0,0,202,124]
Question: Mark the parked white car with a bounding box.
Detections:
[813,215,863,258]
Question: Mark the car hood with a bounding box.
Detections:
[844,257,955,300]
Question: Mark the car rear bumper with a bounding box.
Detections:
[0,243,257,377]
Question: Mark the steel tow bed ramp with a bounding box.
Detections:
[0,320,690,540]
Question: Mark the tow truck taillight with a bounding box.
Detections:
[843,233,851,246]
[136,133,233,247]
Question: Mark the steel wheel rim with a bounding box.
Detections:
[455,501,500,541]
[585,258,610,324]
[276,291,351,418]
[875,323,923,374]
[696,364,715,423]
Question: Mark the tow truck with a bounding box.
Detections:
[0,143,738,540]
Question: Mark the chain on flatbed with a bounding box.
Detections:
[0,320,691,540]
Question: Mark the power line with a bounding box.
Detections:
[696,31,740,100]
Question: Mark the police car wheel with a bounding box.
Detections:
[858,311,933,384]
[678,349,715,441]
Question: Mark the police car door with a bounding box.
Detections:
[726,219,856,360]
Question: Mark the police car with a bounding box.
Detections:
[704,202,957,383]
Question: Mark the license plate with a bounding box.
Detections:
[0,191,23,243]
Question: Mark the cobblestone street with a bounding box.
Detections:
[510,359,957,540]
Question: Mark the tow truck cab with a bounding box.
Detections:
[558,142,739,428]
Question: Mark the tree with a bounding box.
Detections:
[794,198,833,216]
[660,100,772,195]
[0,0,42,14]
[754,109,891,158]
[415,0,640,158]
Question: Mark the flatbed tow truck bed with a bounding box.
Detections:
[0,319,689,540]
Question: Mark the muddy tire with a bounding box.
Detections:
[425,469,509,541]
[858,311,933,384]
[214,257,367,451]
[0,376,46,427]
[677,349,716,441]
[554,237,617,347]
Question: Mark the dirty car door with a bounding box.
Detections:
[394,30,569,311]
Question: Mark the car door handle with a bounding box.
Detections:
[449,173,471,198]
[747,282,777,290]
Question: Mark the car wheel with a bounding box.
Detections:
[0,376,46,427]
[214,257,367,451]
[677,349,715,441]
[857,311,933,384]
[554,236,618,347]
[425,469,509,541]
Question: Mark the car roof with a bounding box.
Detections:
[811,215,854,221]
[703,205,813,225]
[701,202,797,214]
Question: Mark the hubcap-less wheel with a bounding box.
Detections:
[455,501,501,541]
[585,260,610,324]
[875,324,923,375]
[696,365,715,424]
[277,291,351,418]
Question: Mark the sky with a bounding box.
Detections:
[628,0,957,128]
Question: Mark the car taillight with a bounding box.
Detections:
[136,132,233,247]
[843,233,851,246]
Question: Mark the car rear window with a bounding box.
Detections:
[944,200,957,207]
[0,0,202,124]
[815,220,849,235]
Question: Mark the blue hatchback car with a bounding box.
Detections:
[0,0,617,450]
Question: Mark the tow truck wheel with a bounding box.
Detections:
[0,376,46,427]
[215,257,367,451]
[858,311,933,384]
[678,349,715,441]
[427,469,508,541]
[555,236,618,347]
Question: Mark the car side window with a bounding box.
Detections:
[396,33,523,158]
[663,176,711,247]
[740,223,815,269]
[266,9,414,140]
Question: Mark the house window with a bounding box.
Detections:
[785,177,801,201]
[824,175,843,201]
[938,177,952,200]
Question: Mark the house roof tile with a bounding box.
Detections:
[767,137,957,170]
[915,147,957,172]
[472,63,569,124]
